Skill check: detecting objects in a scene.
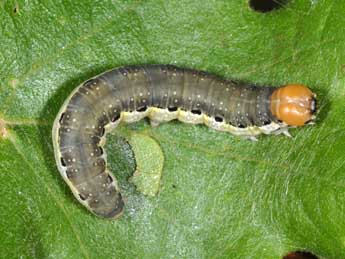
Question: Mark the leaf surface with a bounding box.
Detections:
[1,1,345,258]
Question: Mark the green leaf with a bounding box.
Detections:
[126,133,164,197]
[1,1,345,258]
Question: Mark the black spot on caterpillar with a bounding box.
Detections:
[52,64,317,218]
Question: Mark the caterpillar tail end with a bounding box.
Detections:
[92,193,125,219]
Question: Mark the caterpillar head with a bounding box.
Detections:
[270,84,317,126]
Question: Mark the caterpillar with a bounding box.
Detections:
[52,64,317,219]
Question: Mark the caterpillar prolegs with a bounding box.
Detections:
[52,64,317,218]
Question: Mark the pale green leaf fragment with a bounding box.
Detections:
[128,133,164,196]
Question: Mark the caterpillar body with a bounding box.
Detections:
[52,64,317,219]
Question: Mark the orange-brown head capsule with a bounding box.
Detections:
[270,84,317,126]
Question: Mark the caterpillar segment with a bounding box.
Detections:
[52,64,317,218]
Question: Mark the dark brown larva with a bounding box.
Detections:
[52,64,317,218]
